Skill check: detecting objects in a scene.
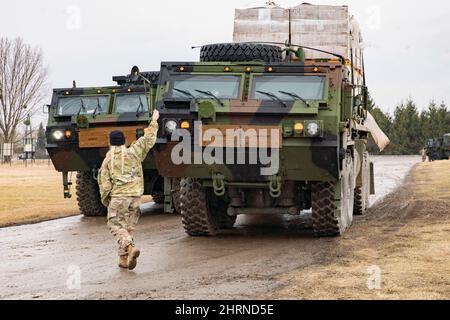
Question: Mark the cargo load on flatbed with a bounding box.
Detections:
[233,3,364,86]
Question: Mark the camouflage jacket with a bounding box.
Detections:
[98,120,159,204]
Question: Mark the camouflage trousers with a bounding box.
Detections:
[107,197,141,256]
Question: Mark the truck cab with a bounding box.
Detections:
[46,71,168,216]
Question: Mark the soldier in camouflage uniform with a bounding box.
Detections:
[99,110,159,270]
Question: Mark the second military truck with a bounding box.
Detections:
[46,70,180,216]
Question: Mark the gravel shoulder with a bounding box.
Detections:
[269,160,450,299]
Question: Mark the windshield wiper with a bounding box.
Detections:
[256,91,287,108]
[173,88,199,104]
[278,91,310,108]
[136,96,145,117]
[195,90,224,107]
[77,98,87,115]
[92,97,103,118]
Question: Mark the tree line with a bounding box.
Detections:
[368,99,450,155]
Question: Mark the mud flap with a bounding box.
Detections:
[370,162,375,195]
[164,177,174,214]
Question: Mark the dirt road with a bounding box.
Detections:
[2,156,448,300]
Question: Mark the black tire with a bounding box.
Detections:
[151,194,165,204]
[312,156,355,237]
[180,178,218,236]
[200,43,283,63]
[353,187,366,216]
[76,172,107,217]
[311,181,340,237]
[179,178,234,236]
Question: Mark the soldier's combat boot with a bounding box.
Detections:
[119,255,128,269]
[127,245,140,270]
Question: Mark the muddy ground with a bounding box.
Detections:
[1,156,448,300]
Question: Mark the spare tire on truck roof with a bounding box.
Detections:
[200,43,283,63]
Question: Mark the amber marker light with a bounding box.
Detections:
[179,66,185,72]
[127,88,133,93]
[245,67,252,73]
[224,67,232,72]
[181,121,190,129]
[64,130,72,139]
[294,123,304,134]
[267,67,274,72]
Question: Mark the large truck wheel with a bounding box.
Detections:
[200,43,283,63]
[76,172,107,217]
[354,152,371,215]
[179,178,234,236]
[312,155,355,237]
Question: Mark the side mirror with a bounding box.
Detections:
[43,104,51,114]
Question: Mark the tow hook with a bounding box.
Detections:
[269,175,282,198]
[212,173,226,196]
[92,168,99,181]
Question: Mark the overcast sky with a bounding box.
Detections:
[1,0,450,123]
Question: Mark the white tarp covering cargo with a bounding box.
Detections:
[233,6,290,46]
[365,112,391,152]
[233,3,364,85]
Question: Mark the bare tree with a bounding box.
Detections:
[0,37,48,145]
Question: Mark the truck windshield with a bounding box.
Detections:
[170,75,241,99]
[251,76,326,101]
[57,96,109,116]
[115,94,149,113]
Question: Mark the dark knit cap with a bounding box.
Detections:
[110,130,125,146]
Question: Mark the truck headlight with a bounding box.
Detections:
[306,122,320,137]
[53,130,64,141]
[165,120,178,134]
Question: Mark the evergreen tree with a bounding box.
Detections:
[420,102,449,141]
[390,100,422,155]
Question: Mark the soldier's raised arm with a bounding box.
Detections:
[130,110,160,162]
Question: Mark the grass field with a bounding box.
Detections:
[0,161,155,227]
[0,161,80,227]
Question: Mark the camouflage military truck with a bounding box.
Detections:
[426,139,441,161]
[426,134,450,161]
[442,134,450,160]
[46,69,181,216]
[151,41,375,237]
